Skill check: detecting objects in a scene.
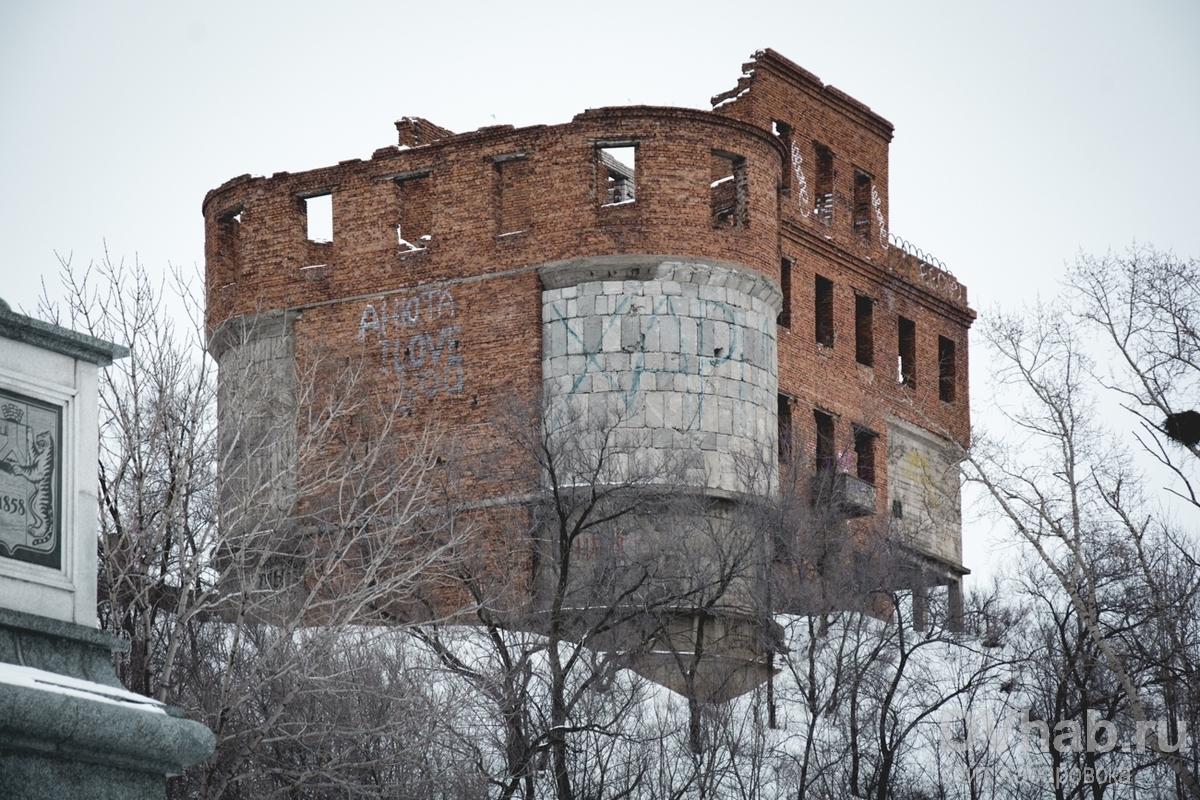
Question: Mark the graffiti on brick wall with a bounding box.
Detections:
[871,184,887,250]
[791,142,811,219]
[357,288,463,406]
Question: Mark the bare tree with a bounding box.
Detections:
[42,253,476,799]
[411,392,778,799]
[966,247,1200,797]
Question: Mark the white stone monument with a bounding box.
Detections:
[0,299,214,799]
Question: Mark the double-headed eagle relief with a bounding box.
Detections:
[0,390,61,569]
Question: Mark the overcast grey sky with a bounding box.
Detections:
[2,0,1197,580]
[3,0,1197,314]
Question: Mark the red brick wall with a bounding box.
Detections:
[203,49,975,612]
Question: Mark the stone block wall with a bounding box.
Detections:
[541,259,780,496]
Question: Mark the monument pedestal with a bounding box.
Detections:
[0,300,214,798]
[0,609,214,799]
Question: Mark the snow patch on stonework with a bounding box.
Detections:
[0,662,167,714]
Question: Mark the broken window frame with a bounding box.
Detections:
[814,144,834,224]
[853,424,878,485]
[778,258,793,329]
[815,275,834,348]
[711,149,748,228]
[852,169,872,237]
[938,335,957,402]
[814,410,836,473]
[778,394,794,464]
[596,141,637,206]
[855,293,874,366]
[898,315,916,387]
[493,151,533,237]
[377,169,433,253]
[773,120,793,195]
[298,189,333,244]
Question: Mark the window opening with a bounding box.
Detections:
[898,316,916,387]
[892,499,904,519]
[217,204,243,225]
[853,170,872,236]
[853,425,877,485]
[814,144,833,224]
[598,145,636,205]
[855,294,874,366]
[711,150,747,228]
[304,193,332,243]
[938,336,957,402]
[778,258,792,328]
[815,275,834,347]
[814,410,835,472]
[773,121,792,194]
[778,394,793,464]
[396,175,432,251]
[496,154,534,236]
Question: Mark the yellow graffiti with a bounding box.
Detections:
[902,450,942,510]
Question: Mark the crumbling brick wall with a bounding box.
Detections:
[203,49,975,628]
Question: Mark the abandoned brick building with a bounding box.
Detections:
[202,49,974,699]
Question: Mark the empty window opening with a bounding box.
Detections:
[217,204,243,225]
[598,145,636,205]
[778,394,793,464]
[304,193,332,243]
[395,175,432,251]
[496,154,534,236]
[855,294,874,366]
[938,336,957,402]
[892,499,904,519]
[853,170,872,236]
[711,150,747,228]
[814,144,833,224]
[814,410,836,472]
[853,426,877,485]
[215,204,244,277]
[778,258,793,328]
[898,316,916,387]
[815,275,834,347]
[773,121,792,193]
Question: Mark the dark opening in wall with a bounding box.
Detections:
[853,425,877,485]
[395,173,432,251]
[597,144,636,205]
[778,394,793,464]
[778,258,793,328]
[814,144,833,224]
[302,193,332,243]
[711,150,747,228]
[898,316,916,387]
[217,204,243,225]
[815,275,834,347]
[852,170,872,237]
[855,294,874,366]
[814,410,836,472]
[773,120,792,194]
[938,336,957,402]
[495,153,533,236]
[215,204,244,278]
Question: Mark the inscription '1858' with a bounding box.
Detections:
[357,288,464,405]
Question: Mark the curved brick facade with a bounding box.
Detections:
[204,49,977,692]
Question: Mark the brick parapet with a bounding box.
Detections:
[203,49,977,631]
[203,107,785,336]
